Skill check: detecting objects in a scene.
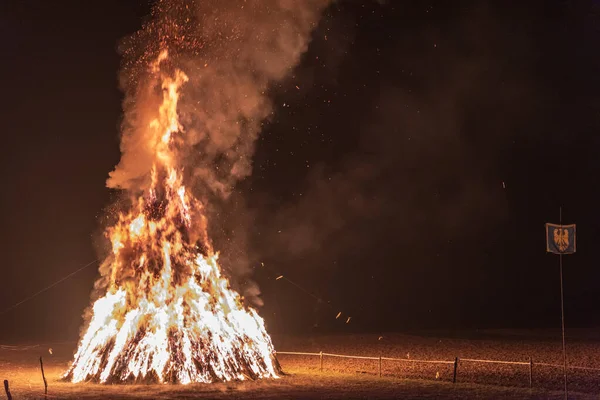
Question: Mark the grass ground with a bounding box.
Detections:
[273,331,600,393]
[0,331,598,399]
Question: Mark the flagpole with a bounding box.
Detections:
[559,206,567,399]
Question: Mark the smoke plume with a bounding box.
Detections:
[107,0,332,197]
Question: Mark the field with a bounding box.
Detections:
[275,330,600,393]
[1,331,599,399]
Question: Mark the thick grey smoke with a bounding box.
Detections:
[106,0,332,196]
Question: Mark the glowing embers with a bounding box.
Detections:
[65,253,279,384]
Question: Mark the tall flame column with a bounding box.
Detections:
[64,52,279,384]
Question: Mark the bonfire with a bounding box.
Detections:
[63,49,280,384]
[62,0,331,384]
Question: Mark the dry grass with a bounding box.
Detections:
[274,330,600,393]
[0,332,598,399]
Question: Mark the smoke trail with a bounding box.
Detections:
[107,0,332,197]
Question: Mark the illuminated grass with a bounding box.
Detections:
[0,338,597,399]
[274,331,600,392]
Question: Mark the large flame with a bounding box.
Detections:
[64,51,279,384]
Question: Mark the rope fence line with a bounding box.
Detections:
[535,362,600,372]
[275,351,319,357]
[275,350,600,387]
[460,358,530,366]
[277,351,453,365]
[0,259,99,316]
[382,357,454,365]
[322,352,379,361]
[276,350,599,369]
[0,345,40,351]
[0,341,77,348]
[567,365,600,372]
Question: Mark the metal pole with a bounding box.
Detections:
[559,207,568,399]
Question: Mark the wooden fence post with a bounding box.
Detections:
[379,355,382,378]
[453,357,458,384]
[529,357,533,388]
[319,351,323,372]
[3,380,12,400]
[40,356,48,399]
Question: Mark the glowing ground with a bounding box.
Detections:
[1,336,597,400]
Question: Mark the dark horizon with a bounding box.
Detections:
[1,0,600,343]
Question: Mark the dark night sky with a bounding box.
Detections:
[1,0,600,341]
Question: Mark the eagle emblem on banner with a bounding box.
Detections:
[545,223,576,254]
[553,228,570,252]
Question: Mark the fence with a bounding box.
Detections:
[2,345,599,393]
[276,350,600,389]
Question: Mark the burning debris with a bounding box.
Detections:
[64,0,330,384]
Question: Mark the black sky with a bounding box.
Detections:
[1,0,600,341]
